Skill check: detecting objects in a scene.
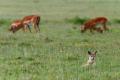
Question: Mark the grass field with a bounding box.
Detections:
[0,0,120,80]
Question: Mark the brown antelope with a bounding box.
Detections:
[22,15,40,32]
[81,17,108,33]
[9,20,24,33]
[82,51,97,67]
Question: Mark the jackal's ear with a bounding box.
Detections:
[88,51,91,55]
[94,51,97,55]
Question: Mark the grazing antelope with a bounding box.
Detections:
[22,15,40,32]
[82,51,97,67]
[81,17,108,33]
[9,20,24,33]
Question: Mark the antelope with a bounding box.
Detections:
[22,15,40,32]
[82,51,97,67]
[9,20,24,33]
[81,17,108,33]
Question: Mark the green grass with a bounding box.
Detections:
[0,0,120,80]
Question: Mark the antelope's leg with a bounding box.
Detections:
[97,28,103,33]
[33,24,38,32]
[37,25,40,32]
[103,23,108,30]
[27,24,31,32]
[22,25,27,32]
[90,28,94,33]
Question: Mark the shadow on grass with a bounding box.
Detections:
[0,42,14,46]
[65,16,89,25]
[18,42,32,47]
[0,19,11,26]
[66,56,79,61]
[44,37,53,43]
[15,56,34,61]
[112,19,120,24]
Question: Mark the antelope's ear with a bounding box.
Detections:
[88,51,91,55]
[80,25,84,30]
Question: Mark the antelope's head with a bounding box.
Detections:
[80,25,85,33]
[9,25,16,33]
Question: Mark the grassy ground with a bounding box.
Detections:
[0,0,120,80]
